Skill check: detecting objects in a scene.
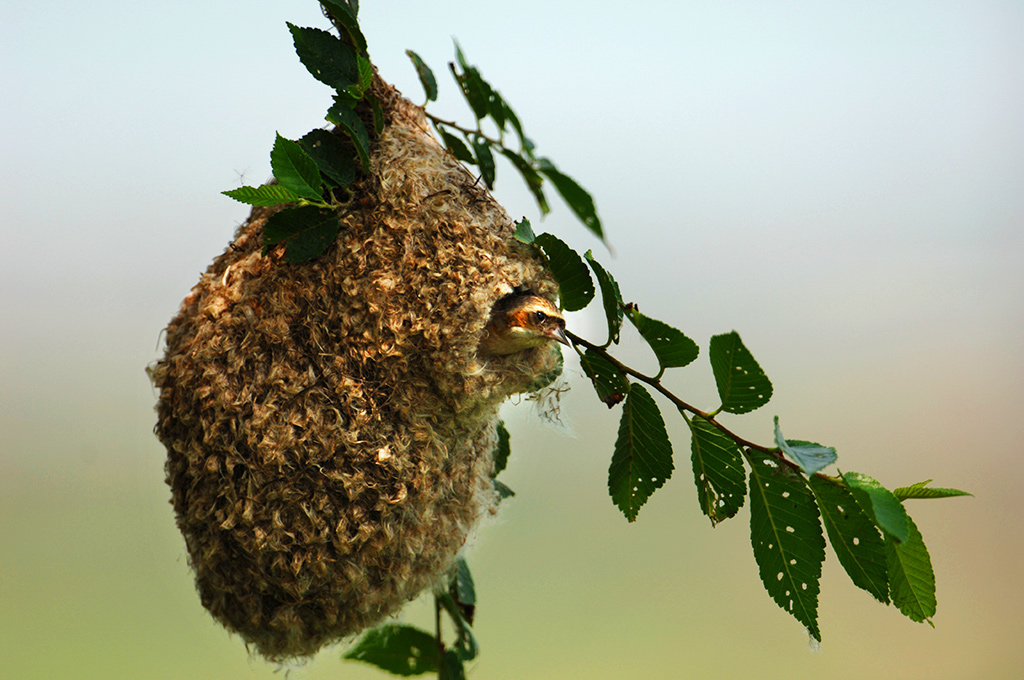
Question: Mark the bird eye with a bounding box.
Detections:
[532,311,547,323]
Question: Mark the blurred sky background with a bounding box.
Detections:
[3,1,1023,678]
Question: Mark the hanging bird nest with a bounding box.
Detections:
[149,78,563,661]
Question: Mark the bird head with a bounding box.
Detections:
[477,291,570,356]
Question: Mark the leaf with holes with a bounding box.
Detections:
[472,135,496,188]
[688,416,746,525]
[288,23,359,94]
[709,331,772,414]
[299,128,356,188]
[626,306,699,370]
[533,233,594,312]
[326,101,371,172]
[773,417,837,475]
[808,474,889,603]
[842,471,910,543]
[270,133,324,202]
[585,251,624,345]
[748,453,825,641]
[493,421,510,477]
[608,384,673,521]
[885,514,936,623]
[579,349,628,407]
[343,624,439,676]
[893,479,973,501]
[263,206,340,263]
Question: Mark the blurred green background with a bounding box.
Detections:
[3,1,1022,678]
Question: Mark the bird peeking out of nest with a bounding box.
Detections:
[477,290,570,356]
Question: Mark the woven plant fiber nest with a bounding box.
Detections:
[149,80,562,660]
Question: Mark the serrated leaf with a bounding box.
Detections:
[842,471,910,543]
[326,101,370,172]
[608,384,673,522]
[270,133,324,201]
[584,251,624,345]
[893,479,973,500]
[299,128,356,188]
[222,184,303,207]
[263,206,340,263]
[536,158,603,240]
[513,217,535,244]
[355,54,373,93]
[369,94,385,134]
[492,420,510,477]
[747,453,825,641]
[472,135,496,188]
[579,349,628,408]
[406,50,438,102]
[288,23,359,94]
[688,416,746,525]
[320,0,367,53]
[626,306,699,370]
[343,624,439,676]
[773,417,837,475]
[808,474,889,603]
[708,331,773,414]
[885,514,936,623]
[500,149,549,215]
[533,233,594,312]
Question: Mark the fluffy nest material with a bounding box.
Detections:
[149,79,562,660]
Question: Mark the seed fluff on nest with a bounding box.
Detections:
[149,76,567,661]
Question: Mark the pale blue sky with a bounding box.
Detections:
[3,1,1023,678]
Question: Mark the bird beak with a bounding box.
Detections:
[549,326,571,347]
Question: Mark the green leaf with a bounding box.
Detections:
[842,471,910,543]
[288,23,359,94]
[579,349,629,408]
[533,233,594,312]
[487,88,508,131]
[270,133,324,201]
[437,128,475,164]
[343,624,439,675]
[493,479,515,499]
[440,650,466,680]
[536,158,603,240]
[625,306,699,370]
[688,415,746,525]
[319,0,367,53]
[222,184,304,207]
[450,45,492,121]
[298,128,356,188]
[708,331,773,414]
[502,100,534,157]
[512,217,535,244]
[369,94,385,134]
[584,251,624,345]
[263,206,341,263]
[808,474,889,603]
[492,421,510,477]
[406,50,438,102]
[500,149,549,215]
[326,101,371,172]
[885,514,936,623]
[608,384,673,522]
[747,452,825,641]
[773,417,837,475]
[893,479,973,500]
[472,135,496,188]
[452,557,476,607]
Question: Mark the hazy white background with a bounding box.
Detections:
[3,1,1022,678]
